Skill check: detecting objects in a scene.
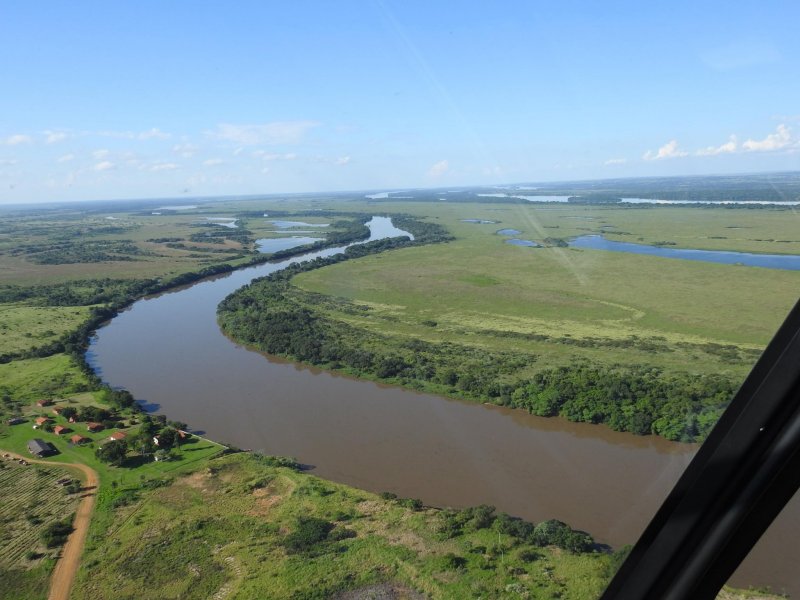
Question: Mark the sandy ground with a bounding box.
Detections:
[1,449,98,600]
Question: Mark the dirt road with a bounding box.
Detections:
[1,450,99,600]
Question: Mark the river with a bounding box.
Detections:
[87,216,799,595]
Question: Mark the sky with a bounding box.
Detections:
[1,0,799,204]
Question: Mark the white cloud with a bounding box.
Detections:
[643,140,688,161]
[44,130,68,144]
[428,159,450,177]
[138,127,170,140]
[697,135,738,156]
[334,156,351,166]
[254,151,297,161]
[202,158,224,167]
[93,161,115,171]
[5,134,32,146]
[0,158,17,166]
[97,128,169,140]
[604,158,627,165]
[150,162,179,171]
[172,143,198,158]
[211,121,320,145]
[742,124,793,152]
[92,149,110,160]
[57,154,75,163]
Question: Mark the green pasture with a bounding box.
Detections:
[0,303,91,355]
[0,354,92,410]
[294,204,799,381]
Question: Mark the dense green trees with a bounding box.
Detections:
[95,439,128,466]
[507,363,735,441]
[437,505,594,553]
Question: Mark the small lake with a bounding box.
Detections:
[496,228,522,235]
[203,217,238,229]
[256,236,323,254]
[569,235,800,271]
[268,220,330,229]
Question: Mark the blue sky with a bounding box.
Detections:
[1,1,799,203]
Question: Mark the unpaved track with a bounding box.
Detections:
[1,449,98,600]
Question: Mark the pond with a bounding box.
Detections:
[255,236,323,254]
[268,219,330,229]
[569,235,800,271]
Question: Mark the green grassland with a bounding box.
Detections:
[0,459,81,600]
[70,452,616,600]
[294,203,800,382]
[0,303,92,355]
[0,354,92,413]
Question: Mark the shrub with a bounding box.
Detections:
[438,553,467,570]
[283,517,334,554]
[41,519,73,548]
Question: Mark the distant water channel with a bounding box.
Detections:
[570,234,800,271]
[88,217,798,594]
[255,236,322,254]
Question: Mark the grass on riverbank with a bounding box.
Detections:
[70,452,616,600]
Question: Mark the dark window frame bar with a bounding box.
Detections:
[601,298,800,600]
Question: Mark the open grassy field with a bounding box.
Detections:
[293,203,800,382]
[0,303,92,355]
[70,452,616,600]
[0,354,92,413]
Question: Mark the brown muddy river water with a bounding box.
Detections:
[88,217,799,596]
